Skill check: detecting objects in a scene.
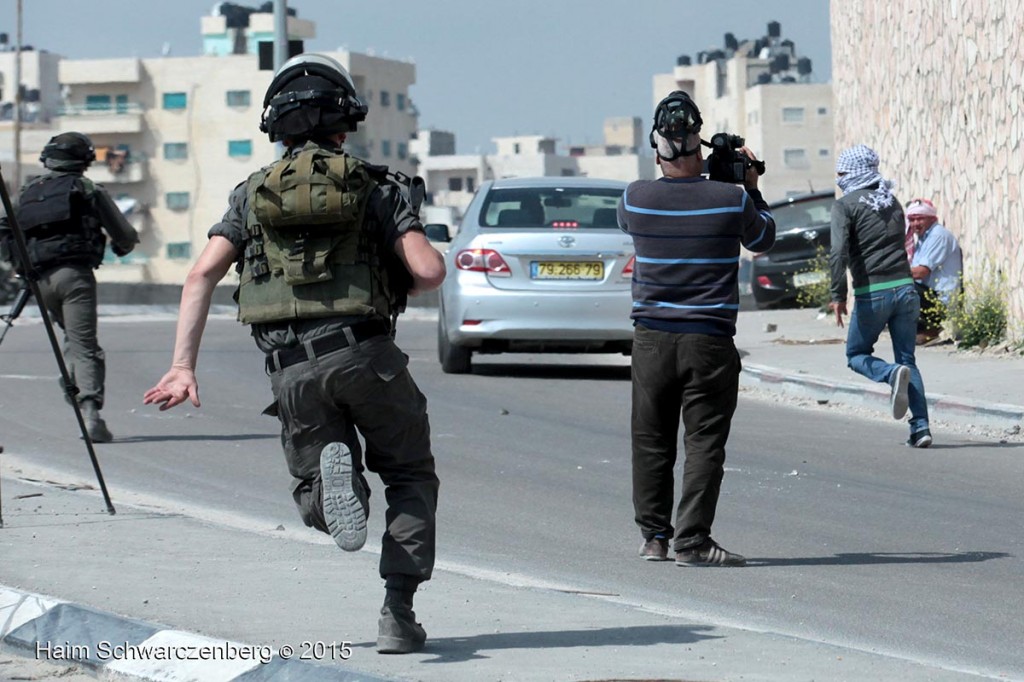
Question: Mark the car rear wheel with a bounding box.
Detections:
[438,318,472,374]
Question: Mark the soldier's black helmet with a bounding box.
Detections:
[260,53,368,142]
[649,91,703,160]
[40,132,96,169]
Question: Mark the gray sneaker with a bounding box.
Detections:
[675,539,747,567]
[320,442,368,552]
[639,536,670,561]
[890,365,911,419]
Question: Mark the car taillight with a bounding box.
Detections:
[622,255,635,277]
[756,275,772,287]
[455,249,511,276]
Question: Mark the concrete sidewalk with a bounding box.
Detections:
[735,308,1024,437]
[0,472,985,682]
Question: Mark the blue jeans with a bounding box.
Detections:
[845,284,929,434]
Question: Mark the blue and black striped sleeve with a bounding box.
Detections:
[740,188,775,253]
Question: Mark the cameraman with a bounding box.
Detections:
[616,91,775,567]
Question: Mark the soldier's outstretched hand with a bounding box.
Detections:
[143,367,201,410]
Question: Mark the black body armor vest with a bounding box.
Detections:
[16,173,105,271]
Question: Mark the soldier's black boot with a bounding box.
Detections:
[81,399,113,443]
[377,577,426,654]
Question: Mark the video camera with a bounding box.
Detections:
[705,133,766,184]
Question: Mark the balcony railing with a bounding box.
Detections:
[88,160,146,184]
[56,104,145,135]
[58,103,145,116]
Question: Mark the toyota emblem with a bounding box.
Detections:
[558,235,576,248]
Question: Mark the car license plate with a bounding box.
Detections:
[793,271,827,287]
[530,261,604,280]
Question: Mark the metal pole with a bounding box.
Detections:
[273,0,289,70]
[0,165,116,515]
[0,444,5,528]
[12,0,23,192]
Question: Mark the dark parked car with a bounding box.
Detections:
[751,190,835,309]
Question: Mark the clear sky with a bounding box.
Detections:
[1,0,832,154]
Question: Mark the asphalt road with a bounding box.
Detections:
[1,314,1022,679]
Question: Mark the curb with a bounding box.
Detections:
[0,585,396,682]
[741,363,1024,432]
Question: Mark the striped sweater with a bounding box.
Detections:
[616,176,776,336]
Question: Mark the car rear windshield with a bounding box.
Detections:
[772,196,834,231]
[479,187,624,229]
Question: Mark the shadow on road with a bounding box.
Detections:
[471,364,631,381]
[113,434,277,443]
[749,550,1010,567]
[408,624,719,663]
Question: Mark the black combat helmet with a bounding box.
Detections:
[260,53,368,142]
[649,91,703,160]
[40,132,96,170]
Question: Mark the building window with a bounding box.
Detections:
[163,92,188,110]
[380,90,390,107]
[819,148,831,157]
[448,177,463,192]
[381,140,392,157]
[466,177,475,193]
[228,140,253,157]
[166,242,192,260]
[818,106,828,115]
[163,143,188,160]
[85,95,112,111]
[513,143,521,154]
[226,90,251,107]
[115,94,129,113]
[397,142,407,160]
[166,192,190,210]
[396,93,406,111]
[781,107,805,123]
[783,148,809,168]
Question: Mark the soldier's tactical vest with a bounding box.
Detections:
[237,142,393,325]
[15,173,105,271]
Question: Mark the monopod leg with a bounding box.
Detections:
[0,444,5,528]
[0,165,115,515]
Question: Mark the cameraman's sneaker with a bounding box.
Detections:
[908,429,933,448]
[320,442,368,552]
[675,539,746,567]
[639,535,670,561]
[889,365,911,419]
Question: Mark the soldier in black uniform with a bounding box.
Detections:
[1,132,139,442]
[143,54,446,654]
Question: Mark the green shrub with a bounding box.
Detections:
[946,271,1007,349]
[794,246,832,311]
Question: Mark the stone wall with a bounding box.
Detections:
[831,1,1024,332]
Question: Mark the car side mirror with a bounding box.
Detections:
[423,223,451,243]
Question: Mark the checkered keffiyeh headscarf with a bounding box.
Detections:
[835,144,896,211]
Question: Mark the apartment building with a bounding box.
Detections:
[0,45,62,185]
[653,22,834,202]
[1,5,418,286]
[416,119,655,225]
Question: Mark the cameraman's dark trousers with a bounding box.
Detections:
[631,326,741,551]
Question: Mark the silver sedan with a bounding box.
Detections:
[436,177,635,374]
